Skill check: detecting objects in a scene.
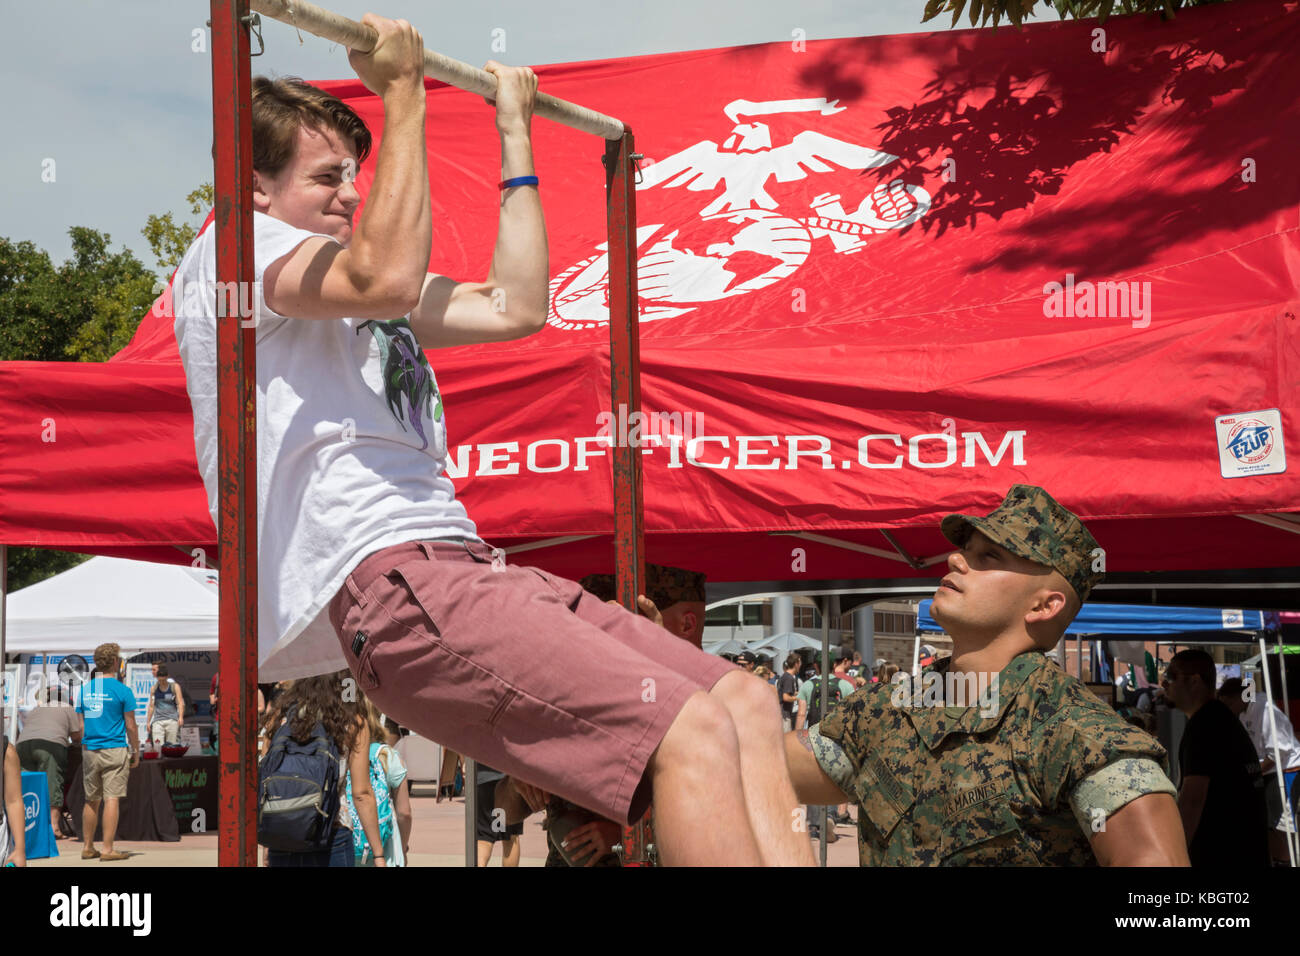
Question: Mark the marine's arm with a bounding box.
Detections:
[1090,792,1189,866]
[784,729,851,805]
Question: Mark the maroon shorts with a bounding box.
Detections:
[328,538,735,824]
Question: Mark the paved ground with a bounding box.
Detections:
[27,788,860,867]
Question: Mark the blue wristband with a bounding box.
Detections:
[498,175,539,190]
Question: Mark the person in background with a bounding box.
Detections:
[210,673,267,754]
[832,654,855,686]
[2,735,27,867]
[264,672,385,867]
[346,697,410,867]
[848,652,864,679]
[383,717,414,859]
[209,671,220,753]
[1217,676,1300,864]
[77,642,139,862]
[16,684,83,839]
[476,761,524,866]
[753,664,775,684]
[778,654,802,733]
[145,663,185,747]
[735,650,757,673]
[1160,650,1269,867]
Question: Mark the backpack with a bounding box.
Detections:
[256,707,342,852]
[346,743,396,862]
[806,677,844,726]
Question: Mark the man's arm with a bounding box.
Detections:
[125,713,140,767]
[1090,793,1189,866]
[262,16,432,321]
[784,730,850,806]
[781,679,798,705]
[347,723,387,866]
[409,63,547,348]
[794,683,810,730]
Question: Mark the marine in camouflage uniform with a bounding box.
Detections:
[537,563,708,867]
[803,485,1179,866]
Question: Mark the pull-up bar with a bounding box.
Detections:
[249,0,626,140]
[212,0,647,866]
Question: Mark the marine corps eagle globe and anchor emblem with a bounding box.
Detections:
[547,97,936,330]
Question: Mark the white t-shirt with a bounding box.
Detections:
[1242,698,1300,771]
[173,212,479,680]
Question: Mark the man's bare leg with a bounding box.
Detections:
[101,797,120,855]
[502,834,521,867]
[83,799,99,853]
[648,691,764,865]
[709,671,816,866]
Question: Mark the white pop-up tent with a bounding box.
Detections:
[4,556,218,655]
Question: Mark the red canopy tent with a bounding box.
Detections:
[2,0,1298,601]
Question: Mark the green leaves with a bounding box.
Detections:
[143,183,214,273]
[0,182,214,364]
[917,0,1224,29]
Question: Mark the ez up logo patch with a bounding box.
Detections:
[1215,409,1285,478]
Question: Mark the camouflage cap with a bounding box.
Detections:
[580,563,707,609]
[939,484,1103,602]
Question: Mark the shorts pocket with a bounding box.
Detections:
[351,638,381,692]
[384,561,445,641]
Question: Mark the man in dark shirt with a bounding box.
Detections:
[1162,649,1269,867]
[778,654,801,732]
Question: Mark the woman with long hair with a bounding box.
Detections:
[344,696,411,866]
[262,671,385,867]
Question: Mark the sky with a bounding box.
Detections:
[0,1,1051,269]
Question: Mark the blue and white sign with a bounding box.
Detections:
[1216,408,1285,478]
[126,663,155,731]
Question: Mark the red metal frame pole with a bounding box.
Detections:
[211,0,259,868]
[605,130,652,865]
[604,131,645,622]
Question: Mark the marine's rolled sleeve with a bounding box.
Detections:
[810,688,878,799]
[807,722,856,795]
[1068,757,1177,835]
[1036,683,1173,836]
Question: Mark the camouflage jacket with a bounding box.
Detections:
[811,651,1175,866]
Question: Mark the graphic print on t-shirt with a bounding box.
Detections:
[356,318,443,450]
